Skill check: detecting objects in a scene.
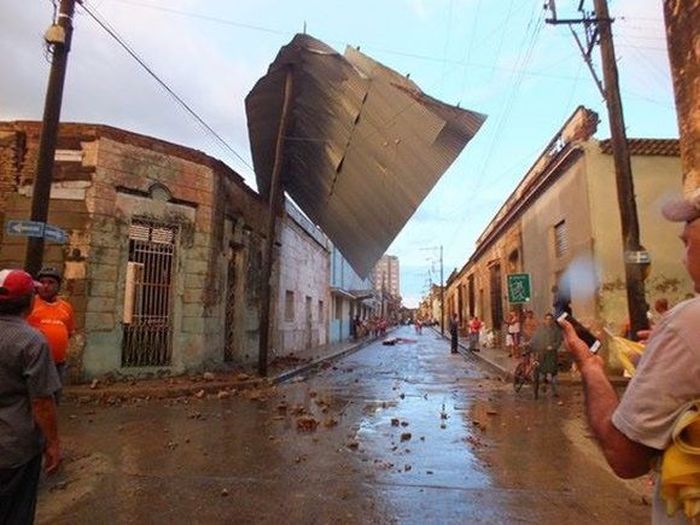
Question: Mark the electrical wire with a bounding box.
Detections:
[79,1,255,176]
[442,7,546,260]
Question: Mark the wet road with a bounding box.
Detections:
[38,326,650,524]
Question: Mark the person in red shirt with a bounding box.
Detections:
[27,267,75,390]
[468,316,482,352]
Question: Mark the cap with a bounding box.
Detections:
[0,269,40,302]
[37,266,62,282]
[662,189,700,223]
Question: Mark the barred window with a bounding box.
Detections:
[554,220,568,258]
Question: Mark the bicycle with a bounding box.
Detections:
[513,349,540,399]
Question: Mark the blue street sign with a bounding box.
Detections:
[5,220,45,238]
[44,224,67,244]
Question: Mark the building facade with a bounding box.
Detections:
[329,245,376,344]
[0,121,331,380]
[372,255,400,298]
[273,201,330,356]
[443,107,692,352]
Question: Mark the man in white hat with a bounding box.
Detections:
[560,193,700,524]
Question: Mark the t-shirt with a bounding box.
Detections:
[27,296,75,363]
[507,320,520,334]
[469,319,482,334]
[0,315,61,468]
[612,297,700,525]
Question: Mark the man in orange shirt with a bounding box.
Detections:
[27,267,75,391]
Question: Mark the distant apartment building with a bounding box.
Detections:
[372,255,400,297]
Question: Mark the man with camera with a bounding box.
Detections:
[561,195,700,524]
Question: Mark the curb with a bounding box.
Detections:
[434,328,512,381]
[63,332,389,402]
[272,335,378,384]
[434,329,628,387]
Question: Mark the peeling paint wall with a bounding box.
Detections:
[0,122,268,380]
[584,141,692,333]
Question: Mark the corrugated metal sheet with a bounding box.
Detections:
[246,34,486,277]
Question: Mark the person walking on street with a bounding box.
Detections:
[468,315,482,352]
[561,196,700,524]
[27,267,75,395]
[506,310,521,358]
[530,313,562,397]
[0,269,62,524]
[449,313,459,354]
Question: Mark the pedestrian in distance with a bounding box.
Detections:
[506,310,521,358]
[449,313,459,354]
[560,194,700,525]
[0,269,62,524]
[468,315,482,352]
[27,267,75,400]
[530,313,562,397]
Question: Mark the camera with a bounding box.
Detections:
[556,312,601,354]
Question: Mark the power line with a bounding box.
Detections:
[79,1,255,175]
[99,0,586,82]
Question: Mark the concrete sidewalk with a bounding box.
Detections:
[63,331,390,403]
[437,328,629,386]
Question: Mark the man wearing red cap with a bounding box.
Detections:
[561,194,700,524]
[0,269,62,523]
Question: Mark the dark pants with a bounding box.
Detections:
[451,332,458,353]
[0,454,42,525]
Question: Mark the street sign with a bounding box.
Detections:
[5,220,45,238]
[4,221,67,244]
[44,224,67,244]
[507,273,531,304]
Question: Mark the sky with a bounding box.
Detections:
[0,0,678,307]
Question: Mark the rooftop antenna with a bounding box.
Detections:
[303,21,306,34]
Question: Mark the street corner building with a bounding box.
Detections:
[444,106,693,363]
[0,121,330,380]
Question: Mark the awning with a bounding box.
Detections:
[246,34,485,277]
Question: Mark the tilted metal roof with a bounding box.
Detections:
[246,34,486,277]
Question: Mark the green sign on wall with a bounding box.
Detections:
[507,273,531,304]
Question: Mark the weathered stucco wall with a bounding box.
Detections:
[275,211,330,356]
[584,141,693,332]
[0,122,269,379]
[520,151,597,323]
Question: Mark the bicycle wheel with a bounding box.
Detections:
[513,362,527,393]
[532,364,540,400]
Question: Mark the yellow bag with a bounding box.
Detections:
[604,331,645,377]
[661,401,700,521]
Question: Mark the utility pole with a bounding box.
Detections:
[25,0,78,276]
[258,67,294,377]
[421,245,444,335]
[546,0,649,339]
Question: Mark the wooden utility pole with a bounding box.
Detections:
[592,0,649,338]
[547,0,649,338]
[25,0,78,276]
[258,67,294,376]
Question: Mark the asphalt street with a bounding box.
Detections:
[37,326,651,524]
